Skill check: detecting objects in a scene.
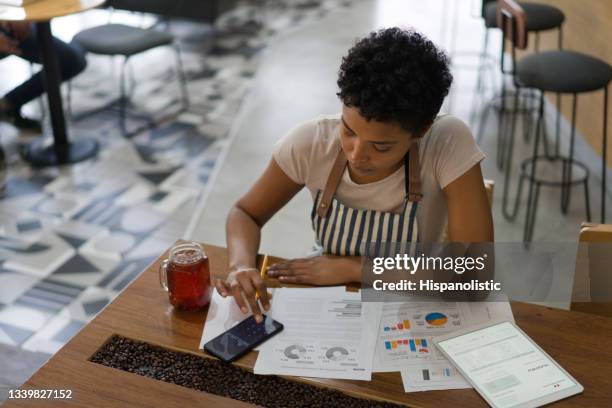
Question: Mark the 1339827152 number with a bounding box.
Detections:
[8,389,73,399]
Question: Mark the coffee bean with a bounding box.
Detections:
[90,336,402,407]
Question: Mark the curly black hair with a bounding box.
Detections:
[337,27,452,134]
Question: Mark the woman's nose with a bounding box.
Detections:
[350,139,367,163]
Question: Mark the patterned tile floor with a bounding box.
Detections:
[0,0,354,354]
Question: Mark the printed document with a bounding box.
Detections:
[371,299,514,392]
[200,287,343,350]
[254,287,382,380]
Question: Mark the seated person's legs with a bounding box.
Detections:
[0,23,87,132]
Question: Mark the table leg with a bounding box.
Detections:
[22,21,98,167]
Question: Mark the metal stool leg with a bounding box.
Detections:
[539,101,553,159]
[561,93,578,214]
[522,89,532,142]
[584,179,592,223]
[547,25,564,155]
[525,182,541,242]
[173,43,190,110]
[553,27,563,158]
[503,87,521,170]
[554,92,561,157]
[119,57,129,136]
[523,92,545,242]
[502,86,524,221]
[476,100,493,145]
[496,79,508,170]
[128,61,137,97]
[602,86,609,223]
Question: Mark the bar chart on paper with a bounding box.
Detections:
[384,338,430,353]
[420,365,460,381]
[374,302,469,371]
[400,361,470,392]
[383,319,411,331]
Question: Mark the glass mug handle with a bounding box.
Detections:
[159,259,169,291]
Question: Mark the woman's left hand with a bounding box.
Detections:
[267,255,360,285]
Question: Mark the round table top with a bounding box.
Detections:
[0,0,105,22]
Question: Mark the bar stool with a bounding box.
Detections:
[475,0,565,169]
[498,0,612,241]
[72,23,190,136]
[483,1,564,47]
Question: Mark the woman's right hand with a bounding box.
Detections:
[215,268,271,323]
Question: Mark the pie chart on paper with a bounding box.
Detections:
[284,344,306,359]
[425,312,448,326]
[325,347,349,361]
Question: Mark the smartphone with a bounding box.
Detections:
[204,315,283,362]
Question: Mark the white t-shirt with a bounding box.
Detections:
[272,114,485,242]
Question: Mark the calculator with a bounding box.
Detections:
[204,315,284,362]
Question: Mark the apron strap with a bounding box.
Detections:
[407,142,423,202]
[317,141,423,218]
[316,148,347,218]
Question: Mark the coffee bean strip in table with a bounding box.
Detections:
[90,336,405,408]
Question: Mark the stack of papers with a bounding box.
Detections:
[254,287,381,380]
[373,300,514,392]
[200,288,514,391]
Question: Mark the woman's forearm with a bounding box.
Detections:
[348,256,363,283]
[336,255,363,283]
[226,205,262,271]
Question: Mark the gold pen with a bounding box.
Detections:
[256,255,269,300]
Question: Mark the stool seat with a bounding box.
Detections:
[485,2,564,31]
[517,51,612,93]
[74,24,174,56]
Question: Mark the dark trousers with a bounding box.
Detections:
[0,25,87,111]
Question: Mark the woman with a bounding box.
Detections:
[216,27,493,322]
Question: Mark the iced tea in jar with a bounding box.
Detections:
[159,242,211,310]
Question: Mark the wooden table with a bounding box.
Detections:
[4,244,612,407]
[0,0,105,167]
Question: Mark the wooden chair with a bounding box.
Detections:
[571,222,612,318]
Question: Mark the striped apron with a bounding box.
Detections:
[310,144,423,257]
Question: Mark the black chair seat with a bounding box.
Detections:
[73,24,174,56]
[517,50,612,93]
[485,2,564,31]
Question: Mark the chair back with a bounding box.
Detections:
[571,222,612,318]
[497,0,528,50]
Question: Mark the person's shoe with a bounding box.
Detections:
[9,111,42,133]
[0,105,42,133]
